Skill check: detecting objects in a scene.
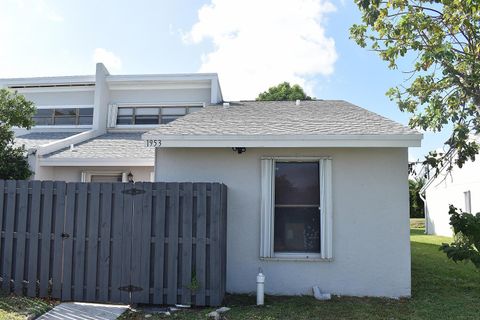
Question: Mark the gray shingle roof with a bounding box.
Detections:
[15,132,79,150]
[44,132,154,160]
[143,100,419,137]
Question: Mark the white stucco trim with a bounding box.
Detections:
[38,158,154,167]
[35,104,94,109]
[143,134,422,148]
[12,86,94,93]
[35,130,101,156]
[0,75,95,86]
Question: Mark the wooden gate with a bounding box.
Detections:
[0,180,227,306]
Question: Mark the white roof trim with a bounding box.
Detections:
[106,73,219,82]
[142,133,423,148]
[38,158,154,167]
[0,75,95,86]
[36,130,102,156]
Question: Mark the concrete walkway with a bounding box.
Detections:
[38,302,129,320]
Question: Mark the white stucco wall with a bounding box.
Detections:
[154,147,411,298]
[19,91,95,106]
[34,166,154,182]
[425,160,480,237]
[109,88,212,105]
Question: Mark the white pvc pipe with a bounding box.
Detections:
[256,270,265,305]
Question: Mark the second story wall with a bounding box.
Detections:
[109,87,211,105]
[20,90,94,106]
[2,64,223,134]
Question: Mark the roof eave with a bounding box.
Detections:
[38,158,154,167]
[142,134,423,148]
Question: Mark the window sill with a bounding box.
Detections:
[260,256,332,262]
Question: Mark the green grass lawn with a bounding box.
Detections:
[0,294,54,320]
[121,223,480,320]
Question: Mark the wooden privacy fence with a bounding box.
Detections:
[0,180,227,306]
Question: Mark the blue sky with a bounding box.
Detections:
[0,0,451,160]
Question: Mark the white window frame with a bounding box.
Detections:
[81,171,128,183]
[260,156,333,260]
[110,102,206,129]
[33,105,94,128]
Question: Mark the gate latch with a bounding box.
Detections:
[122,188,146,196]
[61,233,70,239]
[118,285,143,293]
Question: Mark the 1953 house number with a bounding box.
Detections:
[146,139,162,147]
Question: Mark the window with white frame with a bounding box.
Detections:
[260,157,332,259]
[115,105,203,126]
[33,107,93,126]
[81,171,126,183]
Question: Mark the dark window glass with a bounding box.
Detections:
[35,109,54,117]
[54,108,76,116]
[33,117,53,126]
[54,116,76,125]
[117,116,133,125]
[275,162,319,205]
[90,175,122,182]
[79,108,94,116]
[134,115,159,124]
[78,116,93,125]
[161,115,179,124]
[274,207,320,253]
[274,161,320,253]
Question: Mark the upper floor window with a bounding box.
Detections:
[33,107,93,126]
[116,106,202,126]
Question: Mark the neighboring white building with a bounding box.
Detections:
[144,100,423,297]
[1,63,222,182]
[421,150,480,237]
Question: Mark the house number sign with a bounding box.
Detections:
[146,139,162,147]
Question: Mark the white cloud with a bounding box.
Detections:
[93,48,122,72]
[15,0,64,22]
[185,0,338,100]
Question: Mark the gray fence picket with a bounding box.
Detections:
[73,183,88,300]
[209,183,222,305]
[86,183,100,301]
[120,184,133,303]
[14,180,29,295]
[135,182,152,303]
[39,181,54,297]
[52,181,66,299]
[130,182,143,303]
[0,180,4,261]
[110,183,125,302]
[181,183,193,305]
[152,183,166,305]
[27,181,42,296]
[2,181,16,291]
[98,183,113,302]
[195,183,207,305]
[220,184,228,299]
[167,183,180,305]
[62,183,76,300]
